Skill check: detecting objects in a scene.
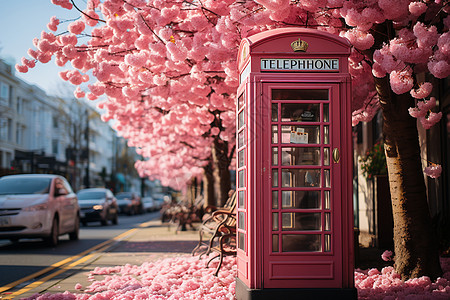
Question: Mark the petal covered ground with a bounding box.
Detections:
[23,256,450,300]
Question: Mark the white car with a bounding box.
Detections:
[0,174,80,246]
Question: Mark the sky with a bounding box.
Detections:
[0,0,82,96]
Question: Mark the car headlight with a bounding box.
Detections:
[93,205,103,210]
[22,203,48,211]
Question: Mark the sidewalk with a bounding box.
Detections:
[17,219,201,299]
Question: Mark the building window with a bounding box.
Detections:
[0,82,9,101]
[52,139,59,155]
[0,118,6,140]
[16,97,22,114]
[16,124,23,145]
[53,115,58,128]
[7,119,12,141]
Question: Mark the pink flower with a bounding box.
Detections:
[409,2,427,16]
[382,250,393,261]
[390,69,414,94]
[410,82,433,99]
[47,16,60,31]
[15,64,28,73]
[68,20,86,35]
[424,164,442,179]
[420,112,442,129]
[74,283,83,290]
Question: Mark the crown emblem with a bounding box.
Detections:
[291,38,309,52]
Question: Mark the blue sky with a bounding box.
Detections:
[0,1,81,95]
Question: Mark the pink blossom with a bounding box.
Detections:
[68,20,86,35]
[428,60,450,79]
[51,0,73,10]
[424,164,442,179]
[413,23,438,49]
[15,64,28,73]
[74,87,85,98]
[420,112,442,129]
[410,82,433,99]
[390,69,414,94]
[47,16,60,31]
[382,250,393,261]
[409,2,427,16]
[82,9,99,27]
[74,283,83,290]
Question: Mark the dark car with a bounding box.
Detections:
[116,192,143,215]
[77,188,118,226]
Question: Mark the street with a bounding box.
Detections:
[0,211,161,289]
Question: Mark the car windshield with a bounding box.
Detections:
[0,177,52,195]
[77,191,106,200]
[116,193,132,199]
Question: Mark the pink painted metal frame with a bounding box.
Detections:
[236,28,353,290]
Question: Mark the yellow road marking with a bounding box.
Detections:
[0,224,143,298]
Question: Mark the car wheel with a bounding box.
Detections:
[112,213,118,225]
[45,217,59,247]
[69,216,80,241]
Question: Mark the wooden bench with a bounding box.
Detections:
[191,191,237,275]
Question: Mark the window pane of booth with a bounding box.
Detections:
[272,190,278,209]
[282,212,322,231]
[324,169,331,188]
[325,212,331,231]
[238,93,244,110]
[272,213,278,230]
[238,150,245,168]
[323,103,329,122]
[272,104,278,121]
[272,125,278,143]
[239,212,246,229]
[325,234,331,252]
[281,169,321,187]
[324,190,331,209]
[272,147,278,165]
[324,147,330,166]
[282,234,321,252]
[272,89,328,100]
[272,169,278,187]
[238,170,245,188]
[239,190,245,208]
[281,147,320,165]
[238,110,245,129]
[238,232,245,251]
[281,103,320,122]
[282,125,320,144]
[324,125,329,144]
[281,191,321,209]
[238,130,245,148]
[272,234,279,252]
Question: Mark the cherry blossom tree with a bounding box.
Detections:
[17,0,449,280]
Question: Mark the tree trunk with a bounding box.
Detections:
[211,138,231,207]
[203,162,215,208]
[375,76,442,280]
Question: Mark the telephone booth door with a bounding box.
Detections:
[262,82,343,288]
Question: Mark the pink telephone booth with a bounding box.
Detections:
[235,28,356,299]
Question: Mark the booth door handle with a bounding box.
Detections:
[332,148,340,163]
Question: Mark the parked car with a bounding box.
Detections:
[142,196,156,212]
[0,174,80,246]
[77,188,118,226]
[116,192,143,215]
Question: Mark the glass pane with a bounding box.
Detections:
[324,190,330,209]
[238,150,245,168]
[325,212,331,231]
[238,110,245,129]
[272,125,278,143]
[324,169,330,188]
[324,125,329,144]
[273,234,279,252]
[272,104,278,121]
[282,125,320,144]
[281,103,320,122]
[239,212,245,229]
[281,147,320,165]
[238,232,245,251]
[282,234,321,252]
[281,191,321,209]
[282,169,321,187]
[272,213,279,230]
[324,147,330,166]
[238,170,245,188]
[325,234,331,252]
[282,212,321,231]
[238,130,245,148]
[272,190,278,209]
[272,147,278,166]
[272,89,328,100]
[238,93,244,110]
[272,169,278,187]
[239,190,245,208]
[323,103,329,122]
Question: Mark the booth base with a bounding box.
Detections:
[235,278,358,300]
